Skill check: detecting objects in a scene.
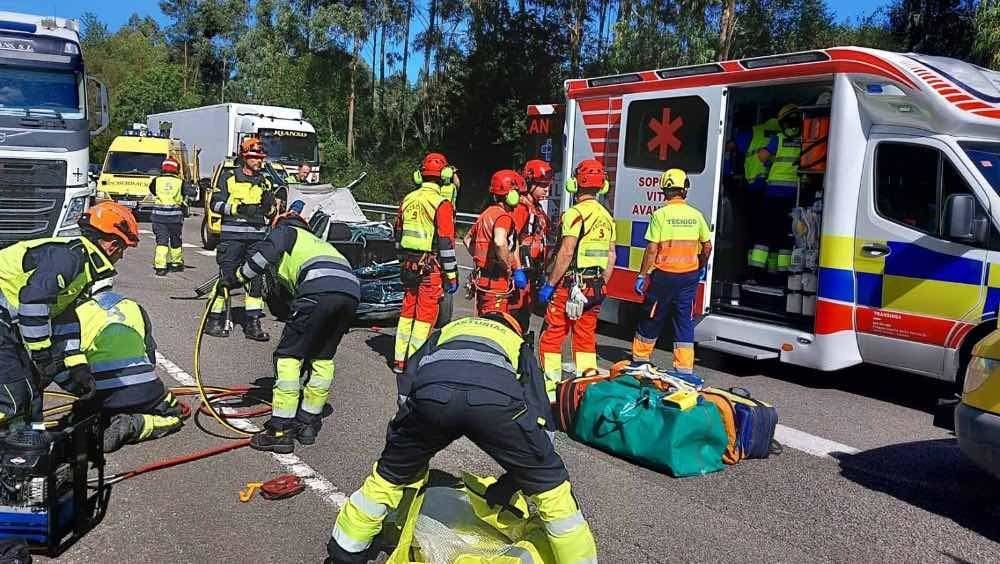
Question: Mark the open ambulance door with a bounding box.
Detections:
[610,85,729,316]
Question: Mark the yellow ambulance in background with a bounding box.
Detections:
[97,125,194,215]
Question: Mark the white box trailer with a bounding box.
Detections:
[560,47,1000,384]
[147,103,319,183]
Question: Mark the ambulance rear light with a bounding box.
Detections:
[741,51,829,69]
[587,74,642,88]
[656,63,724,80]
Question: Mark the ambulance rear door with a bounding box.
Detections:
[612,85,728,313]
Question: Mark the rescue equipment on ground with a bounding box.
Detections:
[701,387,781,460]
[238,475,306,502]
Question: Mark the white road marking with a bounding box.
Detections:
[138,229,152,234]
[458,265,473,271]
[774,424,859,458]
[182,243,199,248]
[198,250,216,257]
[155,351,349,509]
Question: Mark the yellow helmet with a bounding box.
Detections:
[777,103,800,122]
[660,168,690,191]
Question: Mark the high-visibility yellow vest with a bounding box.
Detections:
[0,237,113,318]
[562,199,615,270]
[646,198,710,274]
[743,118,780,184]
[767,133,802,189]
[151,175,184,222]
[399,183,446,252]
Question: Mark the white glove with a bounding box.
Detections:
[566,284,587,320]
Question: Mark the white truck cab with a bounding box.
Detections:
[560,47,1000,384]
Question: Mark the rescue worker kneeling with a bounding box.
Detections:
[222,201,360,453]
[465,170,529,315]
[327,314,598,564]
[632,169,712,374]
[50,279,182,453]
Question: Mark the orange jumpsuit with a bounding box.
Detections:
[393,182,457,371]
[538,198,615,399]
[467,204,518,315]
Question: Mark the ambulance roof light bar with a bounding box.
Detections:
[740,51,829,69]
[656,63,725,80]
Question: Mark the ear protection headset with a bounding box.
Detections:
[565,160,610,195]
[504,190,520,207]
[415,165,457,186]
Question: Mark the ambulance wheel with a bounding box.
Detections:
[436,293,454,328]
[201,215,219,251]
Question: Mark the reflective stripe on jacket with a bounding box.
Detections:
[150,175,184,223]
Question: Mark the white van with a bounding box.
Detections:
[559,47,1000,384]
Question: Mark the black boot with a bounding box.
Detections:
[169,263,184,272]
[249,421,295,454]
[154,268,168,277]
[326,536,379,564]
[295,413,322,445]
[204,313,229,338]
[243,317,270,341]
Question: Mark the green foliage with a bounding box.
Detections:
[80,0,986,208]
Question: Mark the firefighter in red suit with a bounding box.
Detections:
[392,153,459,374]
[465,170,528,315]
[537,159,616,400]
[510,159,553,332]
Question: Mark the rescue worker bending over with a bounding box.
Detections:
[746,103,801,280]
[50,279,182,453]
[537,159,616,400]
[149,156,196,276]
[632,169,712,374]
[327,313,598,564]
[207,137,277,341]
[0,202,139,427]
[392,152,458,374]
[511,159,553,332]
[222,201,360,453]
[465,170,528,315]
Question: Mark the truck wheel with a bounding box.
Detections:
[201,215,219,251]
[436,292,454,328]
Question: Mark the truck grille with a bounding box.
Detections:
[0,159,67,187]
[0,191,64,247]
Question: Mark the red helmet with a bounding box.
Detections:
[421,152,449,179]
[79,201,140,247]
[574,159,606,190]
[490,170,526,197]
[161,157,180,174]
[521,160,553,191]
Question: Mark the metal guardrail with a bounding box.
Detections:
[358,201,480,227]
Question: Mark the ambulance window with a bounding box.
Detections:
[875,143,939,234]
[623,96,709,173]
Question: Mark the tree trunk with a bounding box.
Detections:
[569,0,587,76]
[348,37,360,160]
[596,0,608,58]
[718,0,737,60]
[372,25,378,112]
[379,18,387,117]
[423,0,437,83]
[400,0,413,149]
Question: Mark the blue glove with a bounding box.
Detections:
[445,275,459,294]
[538,282,555,304]
[634,274,647,296]
[513,269,528,290]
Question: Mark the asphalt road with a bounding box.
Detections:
[47,213,1000,563]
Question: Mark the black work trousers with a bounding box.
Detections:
[376,384,569,495]
[216,239,265,318]
[152,221,182,248]
[0,315,37,427]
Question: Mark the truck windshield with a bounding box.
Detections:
[260,129,319,164]
[105,152,166,175]
[0,67,84,119]
[961,142,1000,194]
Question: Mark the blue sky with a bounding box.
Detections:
[1,0,893,80]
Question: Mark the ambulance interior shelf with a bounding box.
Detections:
[709,82,830,331]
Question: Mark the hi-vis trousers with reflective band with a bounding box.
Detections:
[538,285,600,401]
[103,392,184,453]
[212,240,265,318]
[747,193,794,274]
[272,293,357,423]
[394,270,443,369]
[152,221,183,270]
[632,269,699,374]
[331,386,597,563]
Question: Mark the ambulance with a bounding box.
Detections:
[558,47,1000,385]
[97,125,194,214]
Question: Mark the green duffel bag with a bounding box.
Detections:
[572,376,728,477]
